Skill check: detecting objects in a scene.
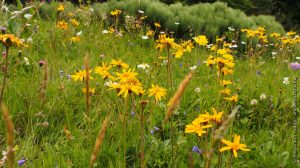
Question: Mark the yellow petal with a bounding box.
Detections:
[219,146,231,152]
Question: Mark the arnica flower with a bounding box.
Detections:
[148,84,167,102]
[224,94,238,103]
[57,4,64,12]
[56,21,68,30]
[220,88,231,96]
[117,83,143,98]
[110,59,129,69]
[71,69,94,82]
[70,19,80,27]
[220,80,233,87]
[290,62,300,70]
[110,9,122,16]
[287,31,296,36]
[219,134,250,158]
[185,118,212,137]
[154,22,161,28]
[0,34,28,48]
[198,107,224,124]
[193,35,208,46]
[82,88,95,95]
[70,36,80,42]
[115,68,138,83]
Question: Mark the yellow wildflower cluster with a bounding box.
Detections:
[241,27,268,43]
[185,107,224,137]
[57,21,68,30]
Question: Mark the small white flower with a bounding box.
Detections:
[260,93,266,100]
[270,43,274,46]
[241,41,246,45]
[189,65,197,70]
[90,8,94,12]
[24,57,29,65]
[137,63,150,70]
[138,10,144,14]
[283,77,289,85]
[250,99,258,105]
[27,37,33,43]
[257,44,262,48]
[194,87,201,93]
[271,52,277,56]
[141,36,149,40]
[175,22,180,25]
[229,44,238,48]
[76,30,82,36]
[24,14,32,19]
[206,44,213,49]
[160,31,165,34]
[296,57,300,60]
[102,30,109,34]
[228,27,235,31]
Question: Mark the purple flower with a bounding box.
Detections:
[39,60,45,67]
[290,62,300,70]
[150,129,154,134]
[256,70,261,75]
[192,146,202,154]
[154,126,159,131]
[17,158,26,166]
[81,66,85,70]
[131,111,135,116]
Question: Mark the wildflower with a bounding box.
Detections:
[110,59,129,69]
[260,93,266,100]
[192,146,203,154]
[110,9,122,16]
[82,88,95,95]
[185,118,212,137]
[219,134,250,158]
[138,10,144,14]
[270,32,280,38]
[250,99,258,105]
[189,65,197,70]
[146,30,154,37]
[287,31,296,36]
[102,30,109,34]
[224,94,238,103]
[141,36,149,40]
[57,4,64,12]
[290,62,300,70]
[117,83,143,98]
[0,34,27,48]
[70,36,80,42]
[220,80,232,87]
[199,107,224,124]
[220,88,231,96]
[194,87,201,93]
[193,35,208,46]
[148,84,167,102]
[116,68,138,83]
[24,57,29,65]
[70,19,80,27]
[71,69,93,82]
[283,77,289,85]
[137,63,150,70]
[17,158,26,166]
[56,21,68,30]
[154,22,161,28]
[131,111,135,116]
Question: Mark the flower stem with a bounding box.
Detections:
[123,96,128,168]
[0,47,9,103]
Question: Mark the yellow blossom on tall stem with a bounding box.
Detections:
[185,118,212,137]
[71,69,94,82]
[148,84,167,102]
[111,59,129,69]
[57,21,68,30]
[219,134,250,158]
[0,34,28,48]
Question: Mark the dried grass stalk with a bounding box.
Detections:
[90,117,109,167]
[84,55,90,115]
[163,69,196,124]
[1,103,14,168]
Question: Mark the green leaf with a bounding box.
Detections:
[16,0,23,10]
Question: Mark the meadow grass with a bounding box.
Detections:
[0,2,300,168]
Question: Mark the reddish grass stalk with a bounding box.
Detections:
[0,47,9,103]
[90,117,109,167]
[84,55,90,116]
[1,103,14,168]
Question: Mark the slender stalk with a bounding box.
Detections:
[217,141,223,168]
[229,152,233,168]
[140,101,147,168]
[84,56,90,116]
[123,96,128,168]
[0,47,9,103]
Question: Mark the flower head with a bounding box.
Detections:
[193,35,208,46]
[148,84,167,102]
[0,34,27,48]
[219,134,250,158]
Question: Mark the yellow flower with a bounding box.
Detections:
[146,30,154,37]
[110,9,122,16]
[174,46,184,58]
[219,134,250,158]
[270,32,280,38]
[57,4,64,12]
[224,94,238,103]
[57,21,68,30]
[82,88,95,95]
[206,56,215,67]
[185,118,212,137]
[287,31,296,36]
[117,83,143,98]
[198,107,223,124]
[70,36,80,42]
[110,59,129,69]
[148,84,167,102]
[70,19,80,27]
[0,34,27,48]
[71,69,94,82]
[221,67,234,76]
[193,35,208,46]
[154,22,161,28]
[220,88,231,96]
[115,68,138,83]
[220,80,232,87]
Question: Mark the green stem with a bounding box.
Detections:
[123,96,128,168]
